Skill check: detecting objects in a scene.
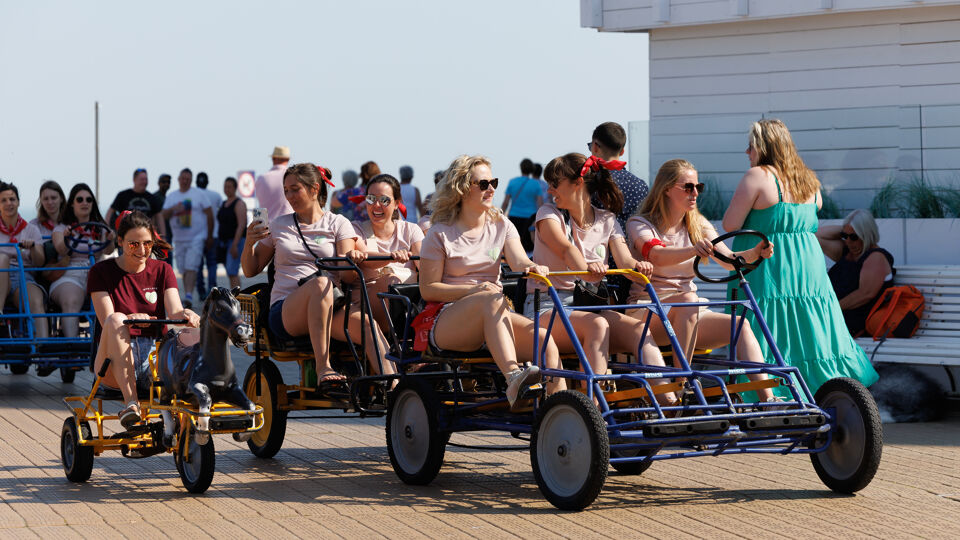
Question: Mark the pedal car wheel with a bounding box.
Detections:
[531,390,609,510]
[10,364,28,375]
[242,360,287,459]
[61,417,94,482]
[60,367,76,384]
[175,424,216,494]
[386,377,446,485]
[809,377,883,494]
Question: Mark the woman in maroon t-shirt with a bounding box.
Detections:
[88,211,200,428]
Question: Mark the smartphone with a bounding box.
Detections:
[252,207,268,226]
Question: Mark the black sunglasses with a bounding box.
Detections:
[839,232,860,241]
[678,182,706,194]
[473,178,499,191]
[75,196,94,203]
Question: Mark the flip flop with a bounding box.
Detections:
[311,371,348,397]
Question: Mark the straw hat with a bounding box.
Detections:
[271,146,291,159]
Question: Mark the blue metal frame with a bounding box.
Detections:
[380,270,839,466]
[0,241,98,370]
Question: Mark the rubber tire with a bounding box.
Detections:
[386,377,446,485]
[810,377,883,494]
[175,424,216,494]
[243,360,287,459]
[61,417,94,482]
[609,449,654,475]
[60,367,76,384]
[531,390,609,511]
[10,364,28,375]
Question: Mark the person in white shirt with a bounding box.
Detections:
[161,168,214,308]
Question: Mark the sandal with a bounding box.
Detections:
[311,371,348,397]
[118,402,142,429]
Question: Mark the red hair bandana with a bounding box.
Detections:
[317,166,336,187]
[580,155,627,177]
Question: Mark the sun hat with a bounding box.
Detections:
[271,146,291,159]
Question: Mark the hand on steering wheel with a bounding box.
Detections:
[693,229,770,284]
[66,222,114,254]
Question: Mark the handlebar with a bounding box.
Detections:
[122,319,189,325]
[504,268,651,288]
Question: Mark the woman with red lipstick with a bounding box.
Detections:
[88,211,199,429]
[626,159,778,405]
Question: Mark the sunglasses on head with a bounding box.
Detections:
[839,232,860,241]
[75,196,94,203]
[473,178,499,191]
[126,240,154,250]
[365,194,392,206]
[134,168,146,174]
[677,182,706,194]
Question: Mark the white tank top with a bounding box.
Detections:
[399,183,418,222]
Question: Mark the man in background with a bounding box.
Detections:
[398,165,425,223]
[589,121,648,232]
[106,168,166,238]
[255,146,293,220]
[161,168,214,308]
[194,172,222,300]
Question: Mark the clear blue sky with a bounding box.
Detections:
[0,0,649,218]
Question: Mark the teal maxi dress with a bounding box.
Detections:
[728,176,879,400]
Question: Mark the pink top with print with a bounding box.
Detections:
[626,215,718,302]
[528,204,623,292]
[260,212,358,306]
[420,215,519,291]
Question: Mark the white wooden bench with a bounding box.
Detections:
[694,264,960,371]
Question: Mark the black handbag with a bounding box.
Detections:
[573,279,610,307]
[293,214,347,311]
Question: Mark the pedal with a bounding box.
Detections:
[643,419,730,438]
[519,383,544,401]
[738,414,825,431]
[121,444,166,459]
[111,421,158,439]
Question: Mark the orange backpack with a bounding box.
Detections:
[864,285,925,340]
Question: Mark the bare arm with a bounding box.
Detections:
[153,213,166,239]
[722,167,765,232]
[500,194,511,213]
[233,199,247,245]
[163,288,200,327]
[91,291,116,326]
[502,236,544,273]
[537,219,589,271]
[241,221,274,277]
[816,223,845,262]
[838,252,890,310]
[104,208,116,229]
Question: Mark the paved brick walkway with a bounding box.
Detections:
[1,353,958,539]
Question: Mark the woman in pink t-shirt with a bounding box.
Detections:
[532,153,675,402]
[243,163,391,388]
[627,159,777,403]
[417,155,563,407]
[347,174,423,336]
[89,211,199,429]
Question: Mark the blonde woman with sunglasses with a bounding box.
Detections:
[627,159,778,405]
[722,119,878,396]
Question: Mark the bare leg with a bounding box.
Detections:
[281,274,336,381]
[181,270,197,300]
[51,282,86,338]
[510,312,566,394]
[692,311,775,402]
[11,282,48,338]
[93,312,138,404]
[332,306,396,376]
[228,274,241,289]
[604,310,677,404]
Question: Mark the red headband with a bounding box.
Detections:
[317,166,336,187]
[580,155,627,177]
[114,210,132,231]
[347,195,408,219]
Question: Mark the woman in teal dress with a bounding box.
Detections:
[722,119,878,399]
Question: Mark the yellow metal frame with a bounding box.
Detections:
[63,337,264,456]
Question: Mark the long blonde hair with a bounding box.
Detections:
[429,155,502,226]
[749,119,820,203]
[637,159,708,244]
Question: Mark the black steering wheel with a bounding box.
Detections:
[693,229,770,284]
[65,222,113,255]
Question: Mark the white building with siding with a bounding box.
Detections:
[581,0,960,210]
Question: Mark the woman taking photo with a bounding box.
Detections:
[722,119,878,395]
[88,211,198,428]
[532,153,671,398]
[242,163,392,388]
[415,155,562,407]
[49,183,115,338]
[628,159,778,404]
[818,209,895,336]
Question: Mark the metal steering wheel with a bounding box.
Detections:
[693,229,770,284]
[65,222,113,255]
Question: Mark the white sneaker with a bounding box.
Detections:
[506,366,541,407]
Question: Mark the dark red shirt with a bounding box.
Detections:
[88,258,178,338]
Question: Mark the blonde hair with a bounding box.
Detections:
[749,119,820,203]
[843,208,880,249]
[637,159,709,245]
[429,155,502,226]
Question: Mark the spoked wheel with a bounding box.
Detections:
[810,377,883,493]
[243,360,287,458]
[61,417,94,482]
[386,377,446,485]
[10,364,28,375]
[175,423,216,494]
[531,390,609,511]
[60,367,76,384]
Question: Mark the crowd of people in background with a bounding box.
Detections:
[1,119,882,406]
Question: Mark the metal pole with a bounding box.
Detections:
[95,101,100,200]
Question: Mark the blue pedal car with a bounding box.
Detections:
[379,230,882,511]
